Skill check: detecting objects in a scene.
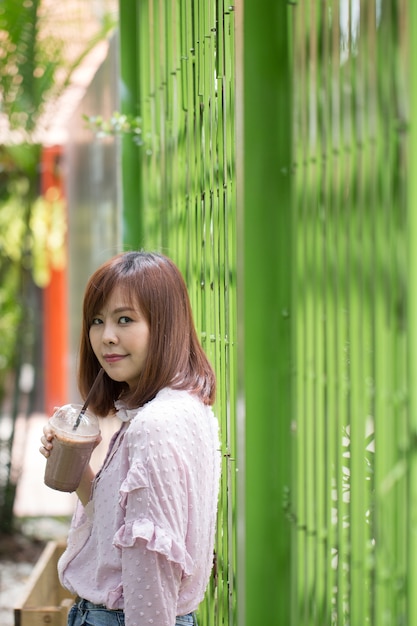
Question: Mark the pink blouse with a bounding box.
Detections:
[58,388,220,626]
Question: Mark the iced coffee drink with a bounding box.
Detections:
[44,404,100,492]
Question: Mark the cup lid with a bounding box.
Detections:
[50,403,100,439]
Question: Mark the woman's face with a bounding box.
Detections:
[89,285,150,389]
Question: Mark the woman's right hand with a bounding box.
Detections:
[40,425,54,458]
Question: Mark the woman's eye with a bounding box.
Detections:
[91,318,103,326]
[119,316,132,324]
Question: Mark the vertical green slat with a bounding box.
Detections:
[349,7,367,619]
[336,38,349,623]
[313,3,328,621]
[375,7,394,622]
[215,0,224,80]
[179,0,189,113]
[342,5,354,615]
[242,0,292,623]
[305,159,315,626]
[393,6,409,619]
[329,6,343,624]
[306,7,318,623]
[317,6,327,621]
[408,0,417,622]
[326,119,338,626]
[363,5,377,623]
[321,7,337,624]
[119,0,143,248]
[292,5,305,622]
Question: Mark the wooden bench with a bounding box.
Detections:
[14,541,75,626]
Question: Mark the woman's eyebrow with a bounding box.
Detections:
[92,306,138,316]
[112,306,137,314]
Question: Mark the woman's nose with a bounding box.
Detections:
[102,322,118,344]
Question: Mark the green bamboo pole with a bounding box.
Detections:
[119,0,143,248]
[241,0,292,623]
[408,2,417,623]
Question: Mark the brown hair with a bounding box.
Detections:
[78,251,216,416]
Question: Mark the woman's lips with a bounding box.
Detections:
[103,354,126,363]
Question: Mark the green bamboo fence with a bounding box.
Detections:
[291,1,411,624]
[118,0,416,624]
[119,1,237,624]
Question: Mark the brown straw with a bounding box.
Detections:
[73,368,105,430]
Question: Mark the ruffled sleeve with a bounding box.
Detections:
[114,457,193,575]
[118,461,149,509]
[114,518,194,576]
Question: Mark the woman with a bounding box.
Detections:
[40,251,220,626]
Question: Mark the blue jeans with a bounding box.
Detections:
[67,598,197,626]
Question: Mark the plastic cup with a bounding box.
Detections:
[44,403,100,493]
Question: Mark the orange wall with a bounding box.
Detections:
[41,146,68,414]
